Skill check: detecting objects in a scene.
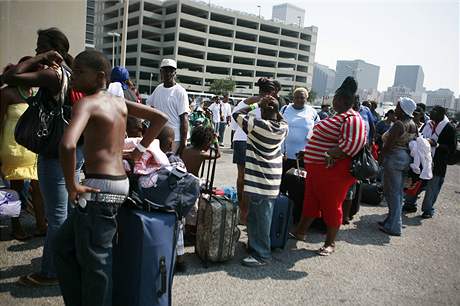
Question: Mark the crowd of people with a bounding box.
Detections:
[0,27,458,305]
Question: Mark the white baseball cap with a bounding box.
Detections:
[160,59,177,69]
[398,97,416,118]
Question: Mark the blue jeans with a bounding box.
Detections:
[421,176,445,215]
[404,176,444,216]
[246,194,275,261]
[54,202,118,306]
[218,122,226,144]
[38,147,84,278]
[382,149,411,235]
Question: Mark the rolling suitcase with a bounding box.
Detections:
[283,158,306,224]
[113,201,178,306]
[360,182,383,206]
[195,147,240,266]
[270,194,293,249]
[349,182,361,218]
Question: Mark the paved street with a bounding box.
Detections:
[0,132,459,305]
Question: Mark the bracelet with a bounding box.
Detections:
[135,142,147,153]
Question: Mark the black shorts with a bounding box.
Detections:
[232,141,246,165]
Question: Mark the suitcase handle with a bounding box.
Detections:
[158,256,166,297]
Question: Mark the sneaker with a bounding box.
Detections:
[402,205,417,213]
[219,143,225,147]
[421,212,433,219]
[241,256,267,267]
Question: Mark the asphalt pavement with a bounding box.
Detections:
[0,130,459,306]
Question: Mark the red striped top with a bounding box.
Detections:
[304,109,366,165]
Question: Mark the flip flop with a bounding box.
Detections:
[317,246,335,256]
[17,273,59,287]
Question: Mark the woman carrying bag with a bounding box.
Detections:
[2,28,84,286]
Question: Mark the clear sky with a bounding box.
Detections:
[210,0,459,95]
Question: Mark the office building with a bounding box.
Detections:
[426,89,456,110]
[0,1,86,67]
[393,65,424,93]
[95,0,317,97]
[312,63,335,98]
[86,0,96,48]
[272,3,305,27]
[382,85,426,104]
[334,60,380,94]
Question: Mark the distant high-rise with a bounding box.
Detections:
[426,89,455,110]
[272,3,305,27]
[312,63,335,97]
[334,60,380,92]
[393,65,424,93]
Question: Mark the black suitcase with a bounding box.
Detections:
[283,159,306,224]
[360,183,383,206]
[349,182,361,218]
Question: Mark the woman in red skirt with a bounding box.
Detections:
[291,77,366,256]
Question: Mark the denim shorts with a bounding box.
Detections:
[232,141,246,165]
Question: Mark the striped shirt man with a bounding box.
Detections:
[305,109,366,165]
[234,111,288,198]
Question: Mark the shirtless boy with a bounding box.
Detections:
[54,50,167,306]
[181,125,221,177]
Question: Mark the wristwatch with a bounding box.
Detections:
[135,142,147,153]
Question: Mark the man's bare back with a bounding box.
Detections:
[79,91,127,176]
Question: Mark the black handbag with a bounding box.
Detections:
[350,145,379,180]
[14,66,70,158]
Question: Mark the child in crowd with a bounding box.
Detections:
[181,125,221,177]
[157,125,188,273]
[233,82,288,267]
[54,50,168,306]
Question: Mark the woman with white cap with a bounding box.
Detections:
[379,97,417,236]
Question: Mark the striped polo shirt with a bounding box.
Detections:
[304,109,366,165]
[234,112,288,198]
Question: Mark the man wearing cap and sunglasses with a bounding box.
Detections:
[146,59,189,155]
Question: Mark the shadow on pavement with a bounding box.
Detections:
[402,214,423,227]
[0,280,61,299]
[0,256,61,299]
[7,237,44,252]
[301,214,392,246]
[0,257,41,280]
[178,241,310,281]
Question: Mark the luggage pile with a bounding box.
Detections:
[113,156,200,306]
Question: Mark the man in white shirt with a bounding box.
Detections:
[208,96,222,134]
[216,94,232,147]
[146,59,189,155]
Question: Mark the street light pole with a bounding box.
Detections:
[120,0,129,67]
[149,73,153,93]
[297,16,301,28]
[107,32,120,67]
[257,5,261,18]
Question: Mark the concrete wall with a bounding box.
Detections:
[0,0,86,68]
